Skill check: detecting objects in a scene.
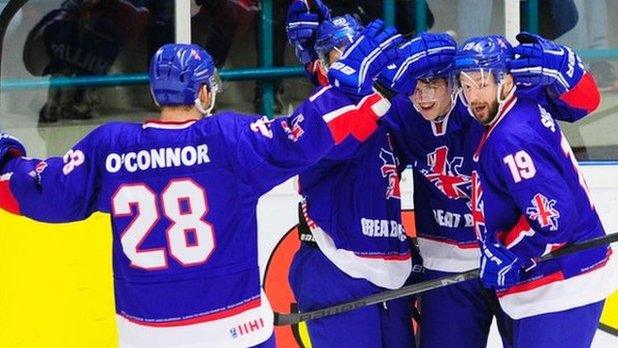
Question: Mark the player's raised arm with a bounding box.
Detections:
[511,32,601,121]
[286,0,332,85]
[0,129,103,223]
[227,20,400,193]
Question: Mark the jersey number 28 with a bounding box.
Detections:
[112,179,215,270]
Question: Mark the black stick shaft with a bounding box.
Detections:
[274,232,618,326]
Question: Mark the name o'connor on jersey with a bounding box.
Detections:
[433,209,473,228]
[361,218,407,241]
[105,144,210,173]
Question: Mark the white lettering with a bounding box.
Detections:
[433,209,467,228]
[197,144,210,164]
[151,148,165,169]
[105,153,122,173]
[465,213,474,227]
[137,150,150,171]
[166,148,181,168]
[125,152,137,173]
[360,218,405,241]
[181,146,196,166]
[104,145,211,174]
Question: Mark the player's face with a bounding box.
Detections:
[318,46,344,75]
[410,78,452,121]
[459,71,500,125]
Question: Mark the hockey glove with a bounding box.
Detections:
[286,0,330,65]
[377,33,457,95]
[0,132,26,170]
[328,20,403,96]
[511,32,585,95]
[479,236,529,289]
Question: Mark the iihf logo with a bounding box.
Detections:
[526,193,560,231]
[379,148,401,200]
[229,318,265,339]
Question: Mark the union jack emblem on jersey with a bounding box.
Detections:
[526,193,560,231]
[424,146,471,200]
[379,147,401,200]
[470,171,486,240]
[281,114,305,142]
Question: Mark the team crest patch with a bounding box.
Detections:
[281,114,305,142]
[250,116,274,138]
[424,146,471,200]
[526,193,560,231]
[35,161,48,174]
[379,147,401,200]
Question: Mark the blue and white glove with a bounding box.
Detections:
[479,236,530,289]
[286,0,330,65]
[378,32,457,95]
[0,132,26,169]
[328,20,403,96]
[511,32,585,95]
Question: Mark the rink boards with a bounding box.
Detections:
[0,165,617,347]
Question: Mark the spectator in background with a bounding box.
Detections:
[320,0,434,36]
[23,0,148,123]
[535,0,578,40]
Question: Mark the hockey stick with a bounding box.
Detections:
[274,232,618,326]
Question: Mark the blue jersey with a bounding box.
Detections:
[472,94,618,319]
[0,86,384,347]
[385,85,597,273]
[385,94,484,272]
[299,119,412,290]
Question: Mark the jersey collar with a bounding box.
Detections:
[143,119,199,129]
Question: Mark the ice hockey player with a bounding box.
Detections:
[380,32,606,347]
[286,2,415,346]
[452,34,618,347]
[0,25,400,347]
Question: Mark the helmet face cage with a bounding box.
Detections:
[452,35,513,104]
[315,15,362,70]
[409,59,456,104]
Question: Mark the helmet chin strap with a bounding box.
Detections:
[492,78,516,126]
[195,88,217,116]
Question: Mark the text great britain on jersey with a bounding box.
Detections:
[105,145,210,173]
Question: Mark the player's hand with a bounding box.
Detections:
[511,32,585,95]
[479,236,532,289]
[328,20,403,95]
[377,32,457,95]
[286,0,330,65]
[0,132,26,169]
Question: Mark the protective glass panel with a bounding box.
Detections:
[1,0,166,157]
[543,0,618,161]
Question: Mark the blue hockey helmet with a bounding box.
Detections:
[149,44,220,108]
[377,32,456,96]
[454,36,516,119]
[453,35,513,77]
[314,15,363,68]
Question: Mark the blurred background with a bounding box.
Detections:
[1,0,617,161]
